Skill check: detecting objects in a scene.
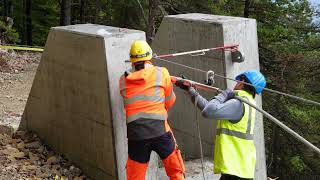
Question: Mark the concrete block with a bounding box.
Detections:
[21,24,157,179]
[152,14,266,179]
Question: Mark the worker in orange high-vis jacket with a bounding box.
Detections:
[119,40,185,180]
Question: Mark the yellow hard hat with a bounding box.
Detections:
[129,40,153,63]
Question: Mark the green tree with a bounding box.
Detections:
[247,0,320,178]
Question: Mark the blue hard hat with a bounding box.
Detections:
[235,70,266,94]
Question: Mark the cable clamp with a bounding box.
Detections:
[205,70,215,86]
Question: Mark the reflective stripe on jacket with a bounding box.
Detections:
[119,64,176,124]
[214,90,256,179]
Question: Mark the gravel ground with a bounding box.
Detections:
[158,158,220,180]
[0,130,88,180]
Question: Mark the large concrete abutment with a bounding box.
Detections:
[21,24,161,180]
[152,13,267,179]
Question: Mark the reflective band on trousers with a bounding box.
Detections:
[127,112,167,123]
[216,96,253,140]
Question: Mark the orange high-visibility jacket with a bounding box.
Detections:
[119,65,176,124]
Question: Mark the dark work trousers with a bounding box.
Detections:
[128,131,175,163]
[220,174,253,180]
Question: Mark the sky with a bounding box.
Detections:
[309,0,320,7]
[309,0,319,23]
[310,0,320,11]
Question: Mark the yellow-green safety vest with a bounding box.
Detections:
[214,90,256,179]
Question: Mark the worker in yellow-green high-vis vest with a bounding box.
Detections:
[174,70,266,180]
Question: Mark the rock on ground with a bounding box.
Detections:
[0,115,21,136]
[0,130,88,180]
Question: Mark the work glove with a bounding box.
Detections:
[215,88,235,103]
[188,86,198,96]
[175,80,189,90]
[174,75,190,91]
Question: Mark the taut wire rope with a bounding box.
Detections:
[153,56,320,106]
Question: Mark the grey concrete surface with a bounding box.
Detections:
[152,14,267,179]
[21,24,157,180]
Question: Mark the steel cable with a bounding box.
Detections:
[171,75,320,155]
[194,95,206,180]
[154,57,320,106]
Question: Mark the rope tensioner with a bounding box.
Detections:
[155,44,239,58]
[154,56,320,106]
[124,44,244,63]
[155,44,244,63]
[205,70,215,86]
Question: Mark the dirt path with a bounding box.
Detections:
[0,50,39,118]
[0,67,36,117]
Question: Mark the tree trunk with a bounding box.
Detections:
[244,0,251,18]
[121,0,128,27]
[3,0,13,17]
[146,0,158,44]
[8,0,12,17]
[80,0,85,23]
[25,0,32,45]
[21,0,26,44]
[60,0,71,25]
[94,0,101,23]
[136,0,148,26]
[3,0,8,16]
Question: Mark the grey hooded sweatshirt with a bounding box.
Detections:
[188,87,244,122]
